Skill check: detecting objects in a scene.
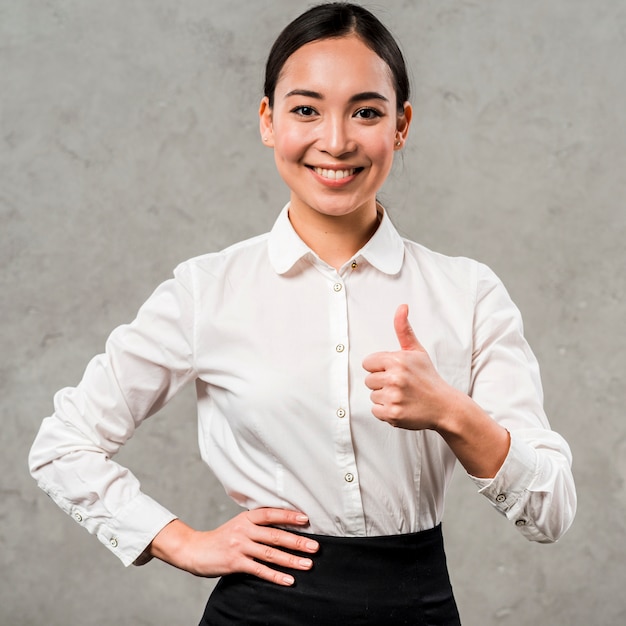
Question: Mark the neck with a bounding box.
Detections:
[287,200,381,270]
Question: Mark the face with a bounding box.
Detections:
[259,35,411,224]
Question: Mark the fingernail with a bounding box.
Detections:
[299,558,312,568]
[305,540,319,551]
[283,574,295,585]
[296,514,309,523]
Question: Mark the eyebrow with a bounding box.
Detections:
[284,89,389,104]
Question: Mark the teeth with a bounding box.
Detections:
[314,167,356,180]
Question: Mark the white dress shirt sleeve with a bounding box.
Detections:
[467,263,577,542]
[29,264,197,566]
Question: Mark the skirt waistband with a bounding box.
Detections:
[200,524,460,626]
[287,522,446,550]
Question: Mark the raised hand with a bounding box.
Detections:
[362,304,453,431]
[363,303,510,477]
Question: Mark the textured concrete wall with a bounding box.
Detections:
[2,1,625,624]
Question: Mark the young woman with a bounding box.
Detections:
[29,3,576,624]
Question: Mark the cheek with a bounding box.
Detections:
[273,124,309,164]
[367,138,396,174]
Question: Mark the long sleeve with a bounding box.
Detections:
[29,265,197,565]
[28,208,577,563]
[467,263,576,542]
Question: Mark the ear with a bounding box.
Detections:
[394,101,412,150]
[259,97,275,147]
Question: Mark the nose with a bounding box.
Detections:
[318,116,356,157]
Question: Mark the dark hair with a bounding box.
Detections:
[264,2,410,112]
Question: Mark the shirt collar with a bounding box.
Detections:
[268,203,405,276]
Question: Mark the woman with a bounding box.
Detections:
[29,3,576,624]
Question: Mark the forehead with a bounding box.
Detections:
[276,35,395,97]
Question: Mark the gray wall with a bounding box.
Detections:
[2,1,625,624]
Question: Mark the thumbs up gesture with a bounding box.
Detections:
[362,304,453,431]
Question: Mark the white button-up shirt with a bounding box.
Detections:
[29,205,576,566]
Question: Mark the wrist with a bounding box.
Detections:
[149,519,197,570]
[431,386,469,436]
[433,391,510,478]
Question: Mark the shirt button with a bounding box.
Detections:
[496,494,506,503]
[336,408,346,418]
[333,283,343,292]
[344,473,354,483]
[110,538,119,548]
[515,519,527,527]
[351,261,358,269]
[336,344,345,353]
[73,512,83,522]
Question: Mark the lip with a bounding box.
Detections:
[306,164,364,187]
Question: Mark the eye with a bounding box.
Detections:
[354,107,382,120]
[291,105,318,117]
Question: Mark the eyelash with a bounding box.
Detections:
[355,107,382,120]
[291,105,318,117]
[290,106,383,119]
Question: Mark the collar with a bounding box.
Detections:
[268,203,405,276]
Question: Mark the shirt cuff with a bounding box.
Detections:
[468,432,537,516]
[93,493,177,567]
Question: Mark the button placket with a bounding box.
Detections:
[326,271,364,532]
[332,276,347,355]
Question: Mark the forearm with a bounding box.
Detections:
[148,518,197,571]
[435,389,510,479]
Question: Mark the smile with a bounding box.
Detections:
[310,166,363,181]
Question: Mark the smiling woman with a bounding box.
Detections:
[28,3,576,625]
[259,35,411,267]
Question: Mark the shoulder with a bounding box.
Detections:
[400,238,510,314]
[402,237,495,284]
[173,231,271,284]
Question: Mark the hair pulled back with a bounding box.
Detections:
[264,2,410,112]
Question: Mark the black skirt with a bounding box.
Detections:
[199,524,460,625]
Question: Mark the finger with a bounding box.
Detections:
[362,351,390,373]
[243,558,299,586]
[370,387,403,410]
[246,510,319,556]
[369,389,385,407]
[364,371,385,391]
[394,304,425,352]
[248,540,315,572]
[370,403,386,420]
[254,525,319,554]
[243,529,318,587]
[247,507,311,528]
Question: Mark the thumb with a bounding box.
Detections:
[394,304,425,351]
